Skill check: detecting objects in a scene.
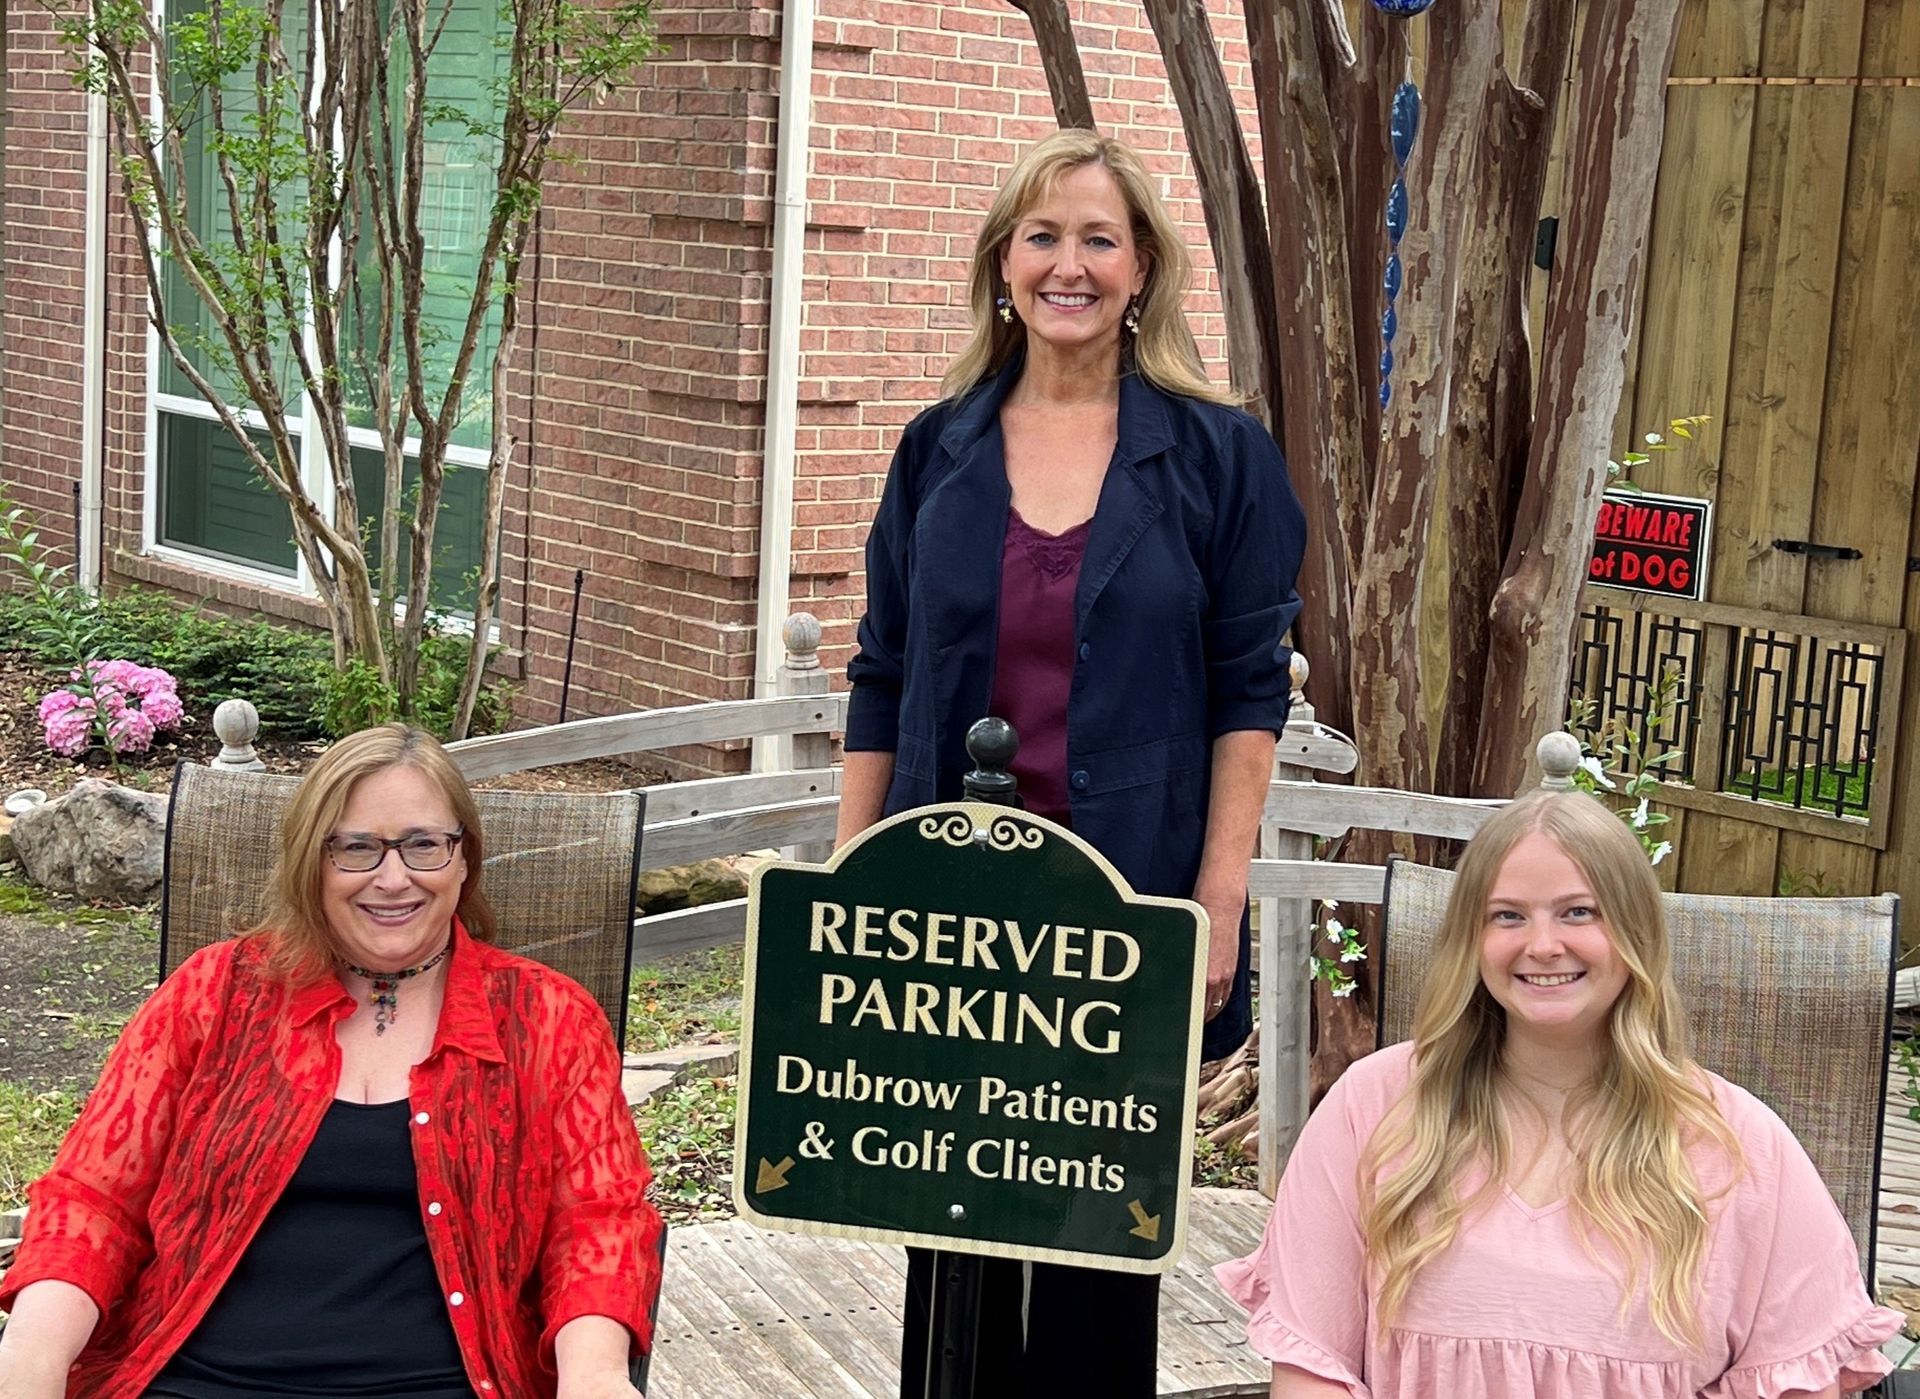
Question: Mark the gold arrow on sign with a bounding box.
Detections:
[1127,1199,1160,1242]
[757,1156,796,1193]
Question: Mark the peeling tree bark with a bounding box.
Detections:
[1005,0,1096,130]
[1435,0,1574,799]
[1473,0,1687,796]
[1244,0,1367,739]
[1348,0,1500,799]
[1141,0,1281,424]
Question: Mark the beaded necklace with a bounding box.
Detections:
[341,941,451,1035]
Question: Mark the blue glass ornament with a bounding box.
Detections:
[1380,348,1395,379]
[1382,306,1398,344]
[1380,380,1393,409]
[1385,178,1409,245]
[1370,0,1440,15]
[1384,254,1403,300]
[1390,81,1421,166]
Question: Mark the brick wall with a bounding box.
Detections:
[1,3,86,565]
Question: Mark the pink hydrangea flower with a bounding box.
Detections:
[39,659,184,757]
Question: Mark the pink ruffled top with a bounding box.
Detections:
[1215,1043,1906,1398]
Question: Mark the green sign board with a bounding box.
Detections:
[734,802,1206,1272]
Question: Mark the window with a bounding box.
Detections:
[149,0,500,609]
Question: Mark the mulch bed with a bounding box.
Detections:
[0,647,668,800]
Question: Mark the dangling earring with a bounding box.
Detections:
[996,294,1015,326]
[1124,298,1141,335]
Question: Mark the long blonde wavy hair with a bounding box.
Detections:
[941,129,1233,405]
[1360,792,1740,1346]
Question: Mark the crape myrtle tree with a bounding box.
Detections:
[1007,0,1685,1086]
[60,0,657,736]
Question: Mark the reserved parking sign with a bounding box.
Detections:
[733,801,1207,1273]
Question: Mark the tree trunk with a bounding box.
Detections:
[1244,0,1367,739]
[1435,1,1574,797]
[1347,0,1499,799]
[1472,0,1686,797]
[1142,0,1281,423]
[1005,0,1096,130]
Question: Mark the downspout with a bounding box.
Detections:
[79,83,108,592]
[749,0,813,771]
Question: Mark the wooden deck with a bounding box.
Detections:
[647,1187,1273,1398]
[1877,1055,1920,1296]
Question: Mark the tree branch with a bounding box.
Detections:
[1004,0,1095,129]
[1140,0,1279,420]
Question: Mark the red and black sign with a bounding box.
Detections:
[1589,489,1711,601]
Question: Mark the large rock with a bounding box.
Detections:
[635,857,749,915]
[12,779,168,903]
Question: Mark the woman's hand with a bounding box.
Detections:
[0,1341,72,1399]
[0,1280,97,1399]
[556,1371,643,1399]
[1194,880,1245,1019]
[554,1315,643,1399]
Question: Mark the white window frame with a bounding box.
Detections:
[139,0,495,611]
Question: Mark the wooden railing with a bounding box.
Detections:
[442,613,1579,1195]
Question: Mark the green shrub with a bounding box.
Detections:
[315,629,512,740]
[0,588,509,742]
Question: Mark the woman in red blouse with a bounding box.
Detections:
[0,725,662,1399]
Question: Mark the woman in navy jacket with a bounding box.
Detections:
[838,129,1307,1396]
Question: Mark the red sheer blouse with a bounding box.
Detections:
[1,921,662,1399]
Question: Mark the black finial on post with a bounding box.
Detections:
[962,717,1020,807]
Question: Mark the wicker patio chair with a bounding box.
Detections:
[1377,856,1899,1292]
[159,760,660,1389]
[161,761,647,1041]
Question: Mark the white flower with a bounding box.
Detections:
[1644,432,1664,445]
[1324,918,1345,940]
[1631,796,1651,830]
[1332,980,1358,999]
[1579,755,1616,790]
[1650,840,1673,867]
[1320,899,1339,912]
[1340,947,1366,963]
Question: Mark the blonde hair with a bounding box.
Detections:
[252,723,498,981]
[1359,792,1739,1346]
[941,129,1233,405]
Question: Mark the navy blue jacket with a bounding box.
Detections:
[844,353,1307,1057]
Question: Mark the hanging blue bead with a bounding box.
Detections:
[1380,381,1393,409]
[1384,254,1403,301]
[1385,178,1410,245]
[1389,81,1421,166]
[1382,306,1398,344]
[1370,0,1440,15]
[1380,348,1395,379]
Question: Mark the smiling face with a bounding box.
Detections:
[320,763,467,973]
[998,161,1150,360]
[1478,832,1632,1052]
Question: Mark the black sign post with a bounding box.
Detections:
[734,718,1207,1397]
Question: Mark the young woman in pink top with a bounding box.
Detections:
[1217,790,1904,1398]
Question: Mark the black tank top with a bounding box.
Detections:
[147,1098,474,1398]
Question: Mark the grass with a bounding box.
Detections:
[1727,760,1871,815]
[625,945,743,1053]
[0,1083,80,1212]
[634,1077,738,1224]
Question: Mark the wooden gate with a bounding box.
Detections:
[1561,0,1920,905]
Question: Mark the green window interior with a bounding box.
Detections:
[348,448,489,612]
[156,0,501,598]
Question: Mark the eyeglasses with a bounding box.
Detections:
[325,829,465,873]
